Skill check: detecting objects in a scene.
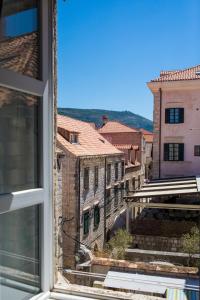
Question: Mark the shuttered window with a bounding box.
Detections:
[94,206,100,229]
[194,145,200,156]
[165,108,184,124]
[115,162,118,181]
[107,164,111,185]
[164,143,184,161]
[94,166,98,188]
[84,168,89,190]
[83,211,90,235]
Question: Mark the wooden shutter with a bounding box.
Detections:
[179,144,184,161]
[165,109,170,123]
[179,108,184,123]
[164,143,169,161]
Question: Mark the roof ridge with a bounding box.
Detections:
[58,114,92,127]
[101,120,138,131]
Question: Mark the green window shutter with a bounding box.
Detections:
[164,143,169,161]
[94,206,100,228]
[179,108,184,123]
[84,212,89,235]
[179,143,184,161]
[165,109,170,123]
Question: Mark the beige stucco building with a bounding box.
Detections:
[148,65,200,179]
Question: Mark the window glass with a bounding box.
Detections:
[164,143,184,161]
[0,86,39,194]
[194,145,200,156]
[0,205,40,299]
[0,0,39,78]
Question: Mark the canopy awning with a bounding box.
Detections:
[126,177,199,199]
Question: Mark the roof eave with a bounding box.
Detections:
[147,79,200,93]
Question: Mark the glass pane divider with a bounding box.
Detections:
[0,69,46,97]
[0,188,44,214]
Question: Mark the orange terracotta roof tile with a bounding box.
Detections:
[57,115,123,157]
[114,144,139,150]
[98,121,138,133]
[151,65,200,82]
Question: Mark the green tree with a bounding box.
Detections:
[107,229,133,259]
[181,226,200,266]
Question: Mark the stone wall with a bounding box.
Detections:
[132,234,183,252]
[105,155,126,235]
[80,157,106,251]
[125,249,200,266]
[58,149,78,270]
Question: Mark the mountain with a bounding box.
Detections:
[58,108,153,131]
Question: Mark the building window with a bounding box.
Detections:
[70,133,78,144]
[121,182,124,202]
[194,145,200,156]
[115,162,118,181]
[132,178,135,190]
[106,189,111,216]
[83,211,90,235]
[165,108,184,124]
[114,186,118,208]
[125,180,129,194]
[94,166,98,188]
[164,143,184,161]
[121,161,125,179]
[94,205,100,229]
[83,168,89,190]
[107,164,111,185]
[0,0,53,298]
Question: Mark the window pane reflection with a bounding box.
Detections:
[0,86,39,194]
[0,0,39,78]
[0,205,40,300]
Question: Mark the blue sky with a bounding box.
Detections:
[58,0,200,120]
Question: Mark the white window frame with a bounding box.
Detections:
[0,0,54,297]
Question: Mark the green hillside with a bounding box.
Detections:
[58,108,153,131]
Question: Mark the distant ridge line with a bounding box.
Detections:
[58,107,153,132]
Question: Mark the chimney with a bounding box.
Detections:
[102,115,108,125]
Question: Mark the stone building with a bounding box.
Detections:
[57,115,124,269]
[148,65,200,179]
[98,119,145,193]
[140,128,153,179]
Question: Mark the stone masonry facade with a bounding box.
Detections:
[57,149,125,269]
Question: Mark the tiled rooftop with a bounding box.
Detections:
[57,115,122,157]
[98,121,138,133]
[114,144,138,150]
[151,64,200,82]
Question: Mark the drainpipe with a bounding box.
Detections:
[159,88,162,179]
[103,157,107,246]
[76,158,81,255]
